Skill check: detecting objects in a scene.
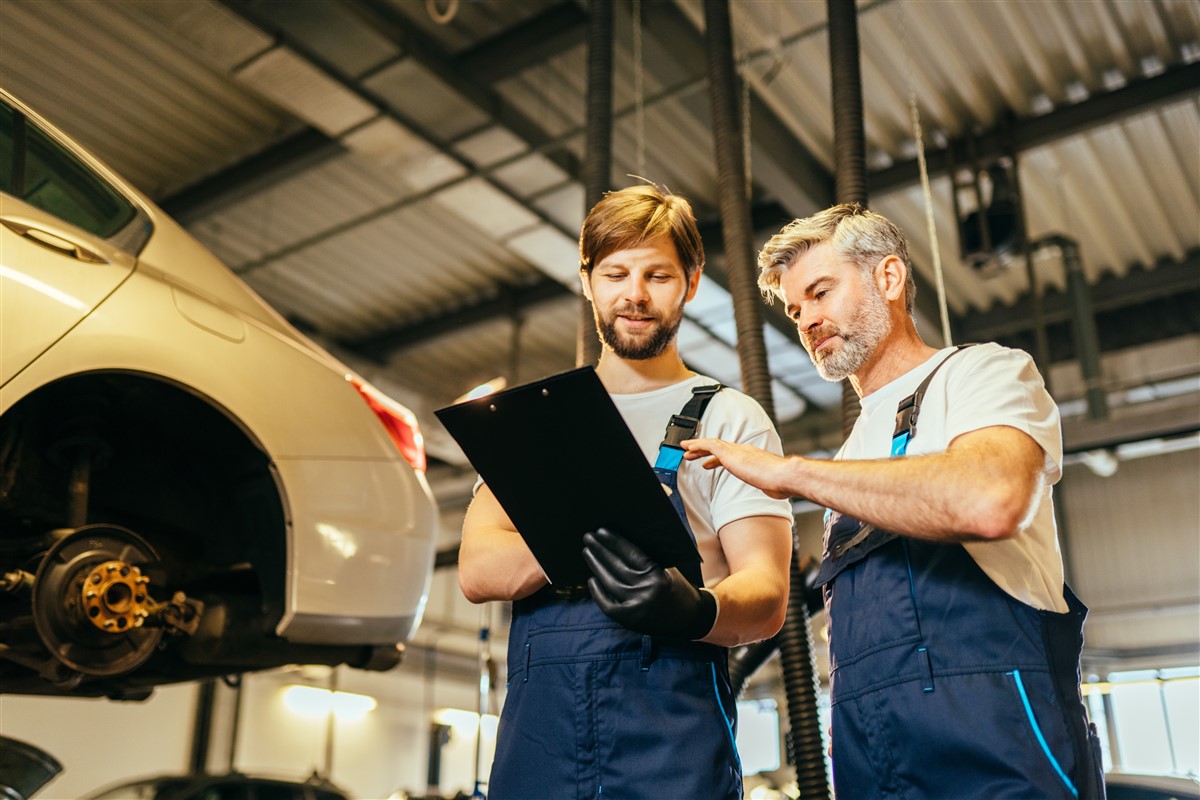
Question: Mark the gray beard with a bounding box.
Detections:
[809,287,892,381]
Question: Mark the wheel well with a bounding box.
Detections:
[0,372,287,630]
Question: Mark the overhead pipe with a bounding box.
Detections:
[704,1,829,796]
[703,0,776,421]
[828,0,867,439]
[1001,121,1054,391]
[1032,235,1109,420]
[725,0,881,794]
[224,1,899,284]
[577,0,613,368]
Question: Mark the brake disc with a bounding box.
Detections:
[32,524,164,677]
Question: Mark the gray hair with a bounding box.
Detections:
[757,203,916,316]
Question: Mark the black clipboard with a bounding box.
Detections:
[435,367,702,587]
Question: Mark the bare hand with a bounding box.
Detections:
[682,438,793,499]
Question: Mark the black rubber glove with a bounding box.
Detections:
[581,527,717,640]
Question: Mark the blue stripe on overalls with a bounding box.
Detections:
[488,385,743,800]
[814,347,1106,800]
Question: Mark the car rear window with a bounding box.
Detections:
[0,99,137,239]
[0,104,13,190]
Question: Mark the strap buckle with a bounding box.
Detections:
[662,414,700,448]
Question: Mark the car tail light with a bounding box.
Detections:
[349,377,427,472]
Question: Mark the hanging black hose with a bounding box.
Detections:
[729,557,825,696]
[577,0,613,368]
[704,1,829,795]
[828,0,867,207]
[728,636,779,698]
[776,555,829,798]
[703,0,775,423]
[828,0,867,440]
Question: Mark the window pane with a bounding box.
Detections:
[0,103,14,193]
[1110,681,1174,774]
[21,122,134,238]
[1163,678,1199,775]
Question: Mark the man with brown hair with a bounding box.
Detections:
[459,184,793,799]
[685,204,1105,799]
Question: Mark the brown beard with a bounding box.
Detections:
[594,298,686,360]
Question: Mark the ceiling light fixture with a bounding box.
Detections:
[282,685,377,721]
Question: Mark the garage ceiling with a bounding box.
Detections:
[2,0,1198,678]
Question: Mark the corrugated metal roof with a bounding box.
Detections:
[0,0,297,196]
[3,0,1194,416]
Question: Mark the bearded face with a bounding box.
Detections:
[594,293,687,360]
[585,237,694,361]
[803,277,892,382]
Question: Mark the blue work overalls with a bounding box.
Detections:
[489,385,743,800]
[816,348,1106,800]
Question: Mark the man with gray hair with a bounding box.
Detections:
[684,204,1105,799]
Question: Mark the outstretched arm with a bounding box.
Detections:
[459,484,549,603]
[684,425,1046,543]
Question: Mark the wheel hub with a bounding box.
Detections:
[81,560,152,633]
[32,525,164,677]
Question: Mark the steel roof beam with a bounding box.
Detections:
[353,278,571,363]
[961,249,1200,343]
[871,61,1200,195]
[160,127,343,225]
[348,202,800,361]
[334,0,581,177]
[456,3,590,83]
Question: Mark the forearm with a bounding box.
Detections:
[686,427,1044,543]
[458,527,547,603]
[782,436,1040,542]
[459,487,548,603]
[702,566,789,647]
[699,515,793,646]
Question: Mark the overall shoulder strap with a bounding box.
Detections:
[891,344,977,456]
[654,384,723,470]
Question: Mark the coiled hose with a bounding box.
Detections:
[704,2,828,794]
[577,0,613,368]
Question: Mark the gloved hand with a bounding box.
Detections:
[581,527,717,640]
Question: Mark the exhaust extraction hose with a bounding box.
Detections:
[704,1,829,795]
[578,0,613,368]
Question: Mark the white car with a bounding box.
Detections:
[0,88,437,698]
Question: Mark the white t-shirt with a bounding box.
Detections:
[610,375,794,586]
[839,343,1068,612]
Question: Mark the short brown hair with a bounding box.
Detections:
[757,203,916,316]
[579,184,704,279]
